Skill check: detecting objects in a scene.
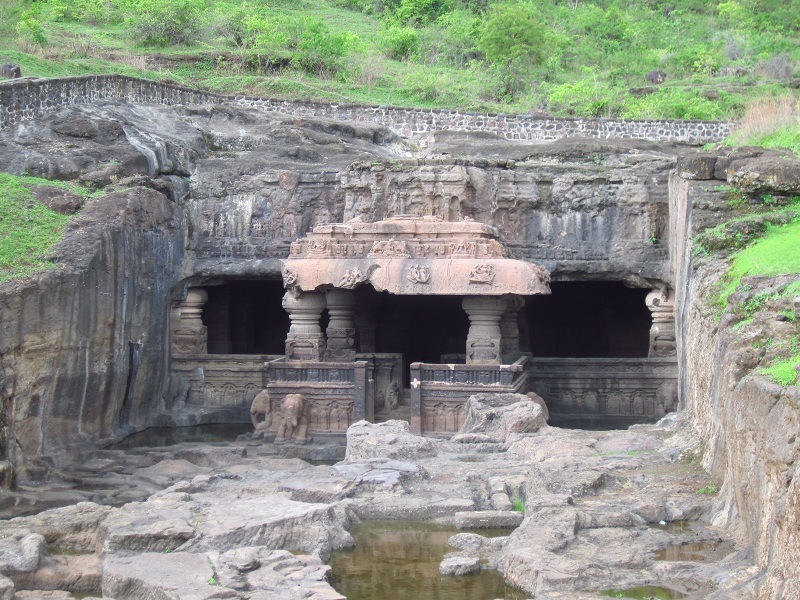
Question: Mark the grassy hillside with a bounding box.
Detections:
[0,174,89,283]
[0,0,798,121]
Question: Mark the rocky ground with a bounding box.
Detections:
[0,399,756,600]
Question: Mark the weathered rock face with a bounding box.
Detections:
[0,186,185,480]
[189,129,679,285]
[672,149,800,599]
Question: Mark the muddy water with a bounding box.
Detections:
[654,540,735,562]
[600,586,687,599]
[328,521,526,600]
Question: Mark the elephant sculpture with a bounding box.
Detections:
[274,393,309,445]
[249,390,272,438]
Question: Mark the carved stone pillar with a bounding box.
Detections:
[172,287,209,355]
[353,289,378,353]
[646,287,676,357]
[326,288,357,361]
[463,296,506,364]
[283,291,326,361]
[500,295,525,364]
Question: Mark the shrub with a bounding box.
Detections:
[16,10,48,46]
[124,0,205,46]
[478,3,548,68]
[622,88,725,120]
[380,26,419,60]
[435,9,481,67]
[546,69,617,117]
[389,0,452,26]
[45,0,120,25]
[242,14,362,78]
[758,53,794,81]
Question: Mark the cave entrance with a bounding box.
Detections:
[357,288,471,386]
[525,281,651,358]
[202,279,289,355]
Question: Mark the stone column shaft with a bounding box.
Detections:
[326,288,357,361]
[500,295,525,364]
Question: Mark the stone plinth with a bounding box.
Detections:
[463,296,506,365]
[172,287,208,355]
[282,291,326,361]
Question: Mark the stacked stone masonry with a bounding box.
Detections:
[1,74,731,143]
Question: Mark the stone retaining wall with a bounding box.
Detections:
[0,74,731,143]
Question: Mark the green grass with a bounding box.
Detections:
[1,0,798,119]
[0,173,80,283]
[718,219,800,307]
[761,355,800,386]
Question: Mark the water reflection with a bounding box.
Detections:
[107,423,252,449]
[328,521,526,600]
[600,585,687,599]
[654,541,734,562]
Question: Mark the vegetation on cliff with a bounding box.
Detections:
[0,174,86,283]
[0,0,798,120]
[697,192,800,386]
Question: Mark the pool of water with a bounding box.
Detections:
[328,521,526,600]
[654,540,735,562]
[599,585,687,599]
[106,423,253,449]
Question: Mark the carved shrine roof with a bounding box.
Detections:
[282,216,551,296]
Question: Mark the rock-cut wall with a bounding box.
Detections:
[0,75,730,143]
[671,150,800,599]
[0,187,184,481]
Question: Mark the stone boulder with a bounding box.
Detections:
[451,393,546,444]
[345,420,439,461]
[726,154,800,195]
[0,533,47,575]
[0,63,21,79]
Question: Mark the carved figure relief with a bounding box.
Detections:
[250,390,272,438]
[308,239,330,255]
[275,393,309,444]
[466,339,499,364]
[386,380,400,411]
[338,268,367,289]
[370,239,410,257]
[172,328,206,354]
[407,264,431,284]
[282,267,298,286]
[584,390,599,413]
[469,264,495,284]
[452,240,476,256]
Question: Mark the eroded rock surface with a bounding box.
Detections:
[0,415,752,599]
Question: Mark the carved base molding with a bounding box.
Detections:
[528,357,678,426]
